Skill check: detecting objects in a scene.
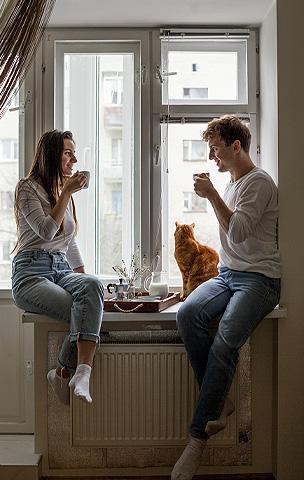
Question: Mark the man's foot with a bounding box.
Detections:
[47,369,70,405]
[171,436,206,480]
[69,363,92,403]
[205,397,235,436]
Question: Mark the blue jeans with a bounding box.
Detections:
[176,267,281,440]
[12,250,104,373]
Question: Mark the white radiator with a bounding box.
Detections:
[71,341,237,447]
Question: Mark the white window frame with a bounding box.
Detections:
[24,27,258,286]
[162,39,248,106]
[151,28,258,276]
[41,29,151,280]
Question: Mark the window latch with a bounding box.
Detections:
[154,144,160,165]
[9,90,32,113]
[155,65,177,84]
[141,65,147,85]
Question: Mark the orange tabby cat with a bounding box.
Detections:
[174,222,219,299]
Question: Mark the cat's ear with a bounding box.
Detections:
[175,221,180,227]
[191,223,195,228]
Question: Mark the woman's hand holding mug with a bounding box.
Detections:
[78,171,90,189]
[63,171,88,194]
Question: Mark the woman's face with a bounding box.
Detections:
[61,138,77,176]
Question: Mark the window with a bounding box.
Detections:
[0,139,18,161]
[0,241,14,262]
[53,39,141,278]
[0,191,14,209]
[161,36,248,105]
[111,137,122,166]
[183,140,207,161]
[183,192,207,212]
[104,74,123,105]
[183,87,208,99]
[42,28,256,286]
[0,89,22,285]
[161,122,231,283]
[111,190,122,215]
[157,29,257,283]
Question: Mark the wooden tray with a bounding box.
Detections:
[104,292,180,313]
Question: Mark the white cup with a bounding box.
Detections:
[193,172,210,181]
[79,170,90,189]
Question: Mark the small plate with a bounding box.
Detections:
[136,295,161,301]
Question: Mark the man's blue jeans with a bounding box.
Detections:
[176,267,281,440]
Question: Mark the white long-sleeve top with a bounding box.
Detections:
[219,167,281,278]
[14,178,84,270]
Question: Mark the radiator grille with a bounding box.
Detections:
[72,344,237,446]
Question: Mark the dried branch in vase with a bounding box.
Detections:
[112,253,151,285]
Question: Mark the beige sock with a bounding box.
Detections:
[171,436,206,480]
[205,396,235,436]
[47,369,70,405]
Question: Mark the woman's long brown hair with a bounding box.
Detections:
[14,129,78,250]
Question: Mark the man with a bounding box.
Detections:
[171,116,281,480]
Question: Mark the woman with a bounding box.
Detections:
[12,130,103,405]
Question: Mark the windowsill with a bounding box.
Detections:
[1,286,288,326]
[22,304,287,332]
[0,287,12,299]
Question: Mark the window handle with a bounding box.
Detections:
[155,65,177,84]
[141,65,147,85]
[8,90,32,113]
[154,144,160,165]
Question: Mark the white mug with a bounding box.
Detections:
[193,172,210,181]
[79,170,90,189]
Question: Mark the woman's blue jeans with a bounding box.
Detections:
[176,267,281,440]
[12,250,104,373]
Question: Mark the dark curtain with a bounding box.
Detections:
[0,0,56,118]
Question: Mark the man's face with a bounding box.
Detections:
[208,133,235,173]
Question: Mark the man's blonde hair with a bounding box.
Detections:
[202,115,251,153]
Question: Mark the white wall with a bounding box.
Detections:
[260,2,278,182]
[276,0,304,479]
[261,3,304,478]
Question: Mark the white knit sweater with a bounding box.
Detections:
[219,167,281,278]
[14,178,84,270]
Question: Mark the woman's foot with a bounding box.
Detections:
[205,397,235,436]
[69,363,92,403]
[171,436,206,480]
[47,369,70,405]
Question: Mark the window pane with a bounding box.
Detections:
[111,137,122,165]
[168,52,237,102]
[161,40,248,105]
[62,53,134,278]
[183,140,207,161]
[0,98,19,284]
[162,123,230,284]
[183,192,207,212]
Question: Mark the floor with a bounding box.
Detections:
[0,434,39,465]
[0,435,275,479]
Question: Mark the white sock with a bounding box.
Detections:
[47,369,70,405]
[171,436,206,480]
[205,396,235,436]
[69,363,92,403]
